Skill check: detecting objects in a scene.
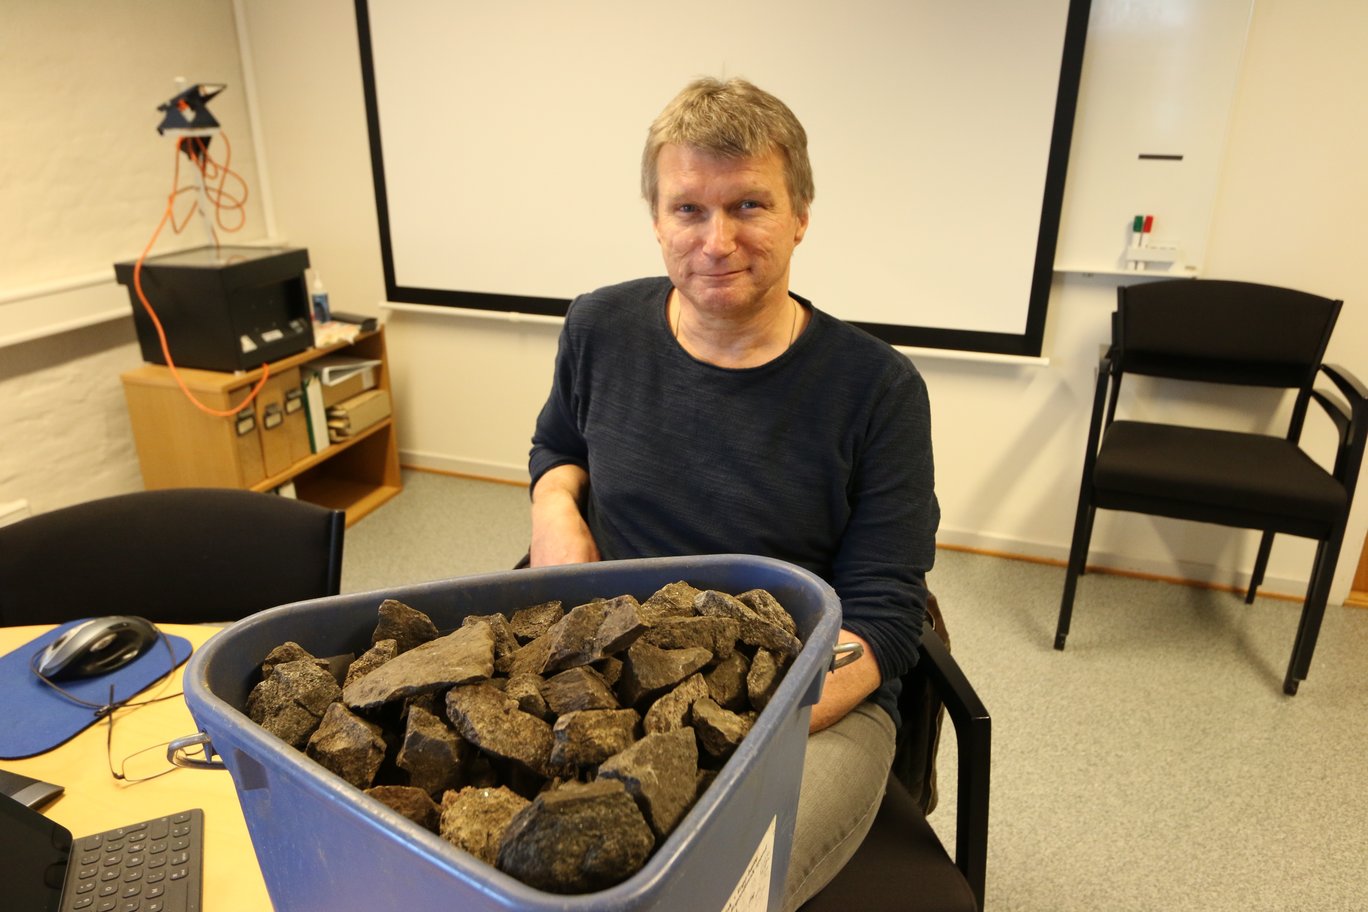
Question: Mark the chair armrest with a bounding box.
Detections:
[1315,363,1368,497]
[1320,363,1368,406]
[916,624,991,911]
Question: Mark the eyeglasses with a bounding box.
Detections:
[28,631,201,783]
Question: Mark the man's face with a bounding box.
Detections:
[652,143,809,319]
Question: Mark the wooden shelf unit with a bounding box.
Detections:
[120,327,402,526]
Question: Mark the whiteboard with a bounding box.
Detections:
[1054,0,1254,274]
[358,0,1091,356]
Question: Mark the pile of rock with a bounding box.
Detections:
[245,580,803,894]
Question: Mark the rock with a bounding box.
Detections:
[638,615,739,659]
[694,590,801,658]
[343,638,399,689]
[463,612,519,659]
[343,622,495,710]
[497,779,655,893]
[747,648,784,712]
[541,596,647,674]
[396,704,468,796]
[691,697,754,761]
[247,658,342,749]
[366,785,440,832]
[542,666,620,714]
[445,682,553,776]
[260,641,328,678]
[440,785,530,866]
[642,673,710,734]
[549,708,640,769]
[372,598,440,653]
[497,633,552,676]
[704,650,751,711]
[503,672,550,719]
[594,656,623,686]
[735,588,798,636]
[598,727,699,838]
[305,702,387,789]
[508,600,564,642]
[617,642,712,707]
[639,581,703,624]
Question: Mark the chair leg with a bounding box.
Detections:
[1077,502,1099,579]
[1055,503,1096,651]
[1247,531,1276,604]
[1282,537,1342,696]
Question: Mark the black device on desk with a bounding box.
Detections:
[0,791,204,912]
[113,244,315,372]
[34,616,159,681]
[0,768,64,809]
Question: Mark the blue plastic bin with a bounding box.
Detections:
[181,555,841,911]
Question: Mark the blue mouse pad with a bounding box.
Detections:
[0,621,193,760]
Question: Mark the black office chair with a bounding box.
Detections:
[0,488,345,625]
[1055,279,1368,695]
[803,595,990,912]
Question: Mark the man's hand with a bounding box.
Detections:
[529,464,601,567]
[809,629,880,733]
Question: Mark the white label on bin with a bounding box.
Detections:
[722,816,776,912]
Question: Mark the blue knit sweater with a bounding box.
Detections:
[530,277,939,727]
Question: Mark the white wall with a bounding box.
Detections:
[0,0,266,514]
[4,0,1364,604]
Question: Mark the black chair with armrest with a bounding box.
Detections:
[1054,279,1368,695]
[0,488,345,626]
[803,594,991,912]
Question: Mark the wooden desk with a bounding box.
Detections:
[0,624,272,910]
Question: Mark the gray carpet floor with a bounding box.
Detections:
[342,469,1368,911]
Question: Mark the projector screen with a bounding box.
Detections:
[356,0,1090,356]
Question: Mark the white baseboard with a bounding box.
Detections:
[396,456,1315,602]
[935,526,1308,601]
[400,450,528,485]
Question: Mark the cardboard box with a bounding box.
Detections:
[255,367,310,476]
[326,389,390,441]
[181,555,841,912]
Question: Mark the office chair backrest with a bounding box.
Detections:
[0,488,345,626]
[1116,279,1342,389]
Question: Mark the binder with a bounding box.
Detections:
[301,369,331,455]
[311,355,382,408]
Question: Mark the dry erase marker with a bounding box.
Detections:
[1137,215,1154,271]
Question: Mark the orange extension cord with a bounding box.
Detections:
[132,132,269,417]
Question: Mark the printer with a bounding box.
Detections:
[114,245,315,372]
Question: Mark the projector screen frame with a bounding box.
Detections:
[354,0,1092,358]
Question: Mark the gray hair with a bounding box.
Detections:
[641,77,814,218]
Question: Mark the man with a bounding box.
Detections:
[529,77,938,909]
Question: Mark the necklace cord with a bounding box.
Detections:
[673,296,801,351]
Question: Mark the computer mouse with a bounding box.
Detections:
[34,616,159,680]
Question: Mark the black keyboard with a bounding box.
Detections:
[63,809,203,912]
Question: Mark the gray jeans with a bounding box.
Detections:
[781,701,897,911]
